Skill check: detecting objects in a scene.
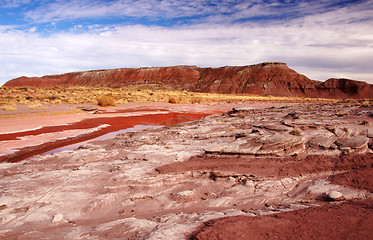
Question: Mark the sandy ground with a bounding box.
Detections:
[0,101,372,239]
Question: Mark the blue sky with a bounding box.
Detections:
[1,0,373,85]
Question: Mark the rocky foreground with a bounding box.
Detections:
[0,102,373,239]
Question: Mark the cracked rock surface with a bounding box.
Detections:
[0,102,372,239]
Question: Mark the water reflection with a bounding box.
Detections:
[43,125,162,154]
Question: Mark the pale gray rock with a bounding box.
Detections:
[78,106,98,112]
[78,143,103,150]
[309,137,336,149]
[336,137,369,149]
[232,107,255,112]
[367,128,373,138]
[325,126,346,137]
[285,111,299,119]
[262,124,292,132]
[257,134,304,155]
[204,144,230,153]
[281,120,294,127]
[330,143,338,150]
[327,191,344,201]
[52,213,64,223]
[235,141,263,155]
[356,111,373,116]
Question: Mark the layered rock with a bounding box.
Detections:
[1,102,372,239]
[4,62,373,99]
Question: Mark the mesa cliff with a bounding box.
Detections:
[4,62,373,99]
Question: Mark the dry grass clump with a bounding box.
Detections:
[1,105,17,111]
[361,120,370,126]
[97,94,115,106]
[359,99,372,107]
[29,103,47,110]
[289,129,302,136]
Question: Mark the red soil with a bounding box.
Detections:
[186,153,373,239]
[157,153,373,179]
[193,199,373,240]
[329,167,373,192]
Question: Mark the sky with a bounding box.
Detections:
[1,0,373,86]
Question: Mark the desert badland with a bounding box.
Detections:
[0,62,372,239]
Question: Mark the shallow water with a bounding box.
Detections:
[43,125,163,154]
[4,110,218,163]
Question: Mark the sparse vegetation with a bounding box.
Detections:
[289,129,302,136]
[359,99,372,107]
[0,85,368,110]
[28,103,47,110]
[168,96,178,104]
[361,120,369,126]
[1,105,17,111]
[97,94,115,107]
[336,110,345,117]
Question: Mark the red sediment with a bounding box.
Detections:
[329,167,373,192]
[156,153,373,178]
[192,199,373,240]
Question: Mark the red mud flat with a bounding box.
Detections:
[192,199,373,240]
[157,153,373,179]
[329,167,373,192]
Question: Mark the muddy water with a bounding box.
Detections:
[43,125,162,154]
[4,111,217,162]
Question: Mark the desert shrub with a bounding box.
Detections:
[191,97,201,104]
[97,94,115,106]
[168,96,178,104]
[29,103,46,110]
[50,99,62,104]
[361,120,369,126]
[359,99,372,107]
[1,105,17,111]
[289,129,302,136]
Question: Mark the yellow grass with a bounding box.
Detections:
[1,85,369,108]
[28,103,47,110]
[97,94,115,106]
[1,105,17,111]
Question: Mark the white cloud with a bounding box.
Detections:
[1,0,32,8]
[21,0,373,26]
[28,26,37,32]
[1,1,373,85]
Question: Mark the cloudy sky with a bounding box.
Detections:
[1,0,373,85]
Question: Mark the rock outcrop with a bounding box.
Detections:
[4,62,373,99]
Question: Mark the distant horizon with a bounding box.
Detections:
[1,0,373,85]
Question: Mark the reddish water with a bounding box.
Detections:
[1,111,217,163]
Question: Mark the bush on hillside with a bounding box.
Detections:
[97,95,115,106]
